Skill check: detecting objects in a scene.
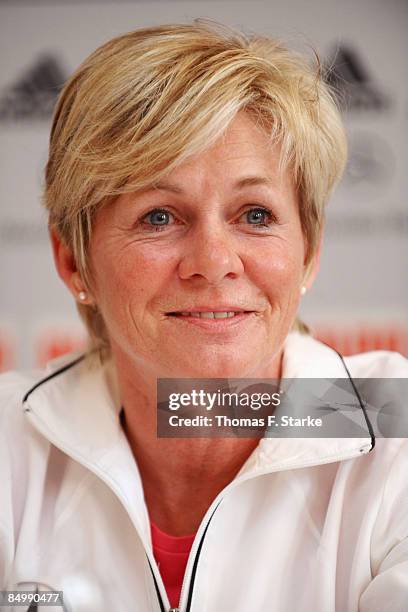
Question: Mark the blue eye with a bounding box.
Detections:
[244,207,274,226]
[144,208,173,226]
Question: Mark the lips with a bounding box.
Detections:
[167,310,254,319]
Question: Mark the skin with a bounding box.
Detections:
[52,112,320,535]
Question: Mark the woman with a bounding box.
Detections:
[1,20,407,612]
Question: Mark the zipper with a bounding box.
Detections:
[177,502,219,611]
[148,558,166,612]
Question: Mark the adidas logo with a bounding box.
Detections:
[0,47,389,119]
[325,45,390,112]
[0,55,67,121]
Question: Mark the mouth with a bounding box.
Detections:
[165,309,256,331]
[167,310,254,319]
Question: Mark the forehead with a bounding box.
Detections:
[154,112,290,192]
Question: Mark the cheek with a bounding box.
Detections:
[248,240,305,298]
[91,241,178,313]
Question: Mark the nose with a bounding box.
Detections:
[177,223,244,284]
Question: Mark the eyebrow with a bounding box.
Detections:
[152,176,274,194]
[233,176,274,189]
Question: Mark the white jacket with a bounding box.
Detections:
[1,332,408,612]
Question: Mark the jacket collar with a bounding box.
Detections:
[239,332,374,476]
[22,332,373,503]
[23,351,152,543]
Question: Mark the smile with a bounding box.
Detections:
[169,311,247,319]
[165,310,256,330]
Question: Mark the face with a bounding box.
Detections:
[87,112,309,378]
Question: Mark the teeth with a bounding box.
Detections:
[200,312,215,318]
[178,311,240,318]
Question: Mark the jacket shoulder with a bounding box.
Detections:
[344,350,408,377]
[0,369,46,466]
[0,369,47,581]
[0,350,87,416]
[0,369,44,415]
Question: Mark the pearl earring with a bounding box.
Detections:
[78,291,88,302]
[300,286,307,296]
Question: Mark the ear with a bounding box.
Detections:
[49,227,92,304]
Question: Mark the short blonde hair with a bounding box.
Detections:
[44,19,347,355]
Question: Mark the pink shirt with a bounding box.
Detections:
[151,520,196,609]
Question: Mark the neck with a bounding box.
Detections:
[115,349,282,535]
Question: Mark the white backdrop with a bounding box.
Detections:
[0,0,407,370]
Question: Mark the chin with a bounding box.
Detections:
[167,351,256,379]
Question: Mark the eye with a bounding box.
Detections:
[240,207,276,227]
[141,208,175,229]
